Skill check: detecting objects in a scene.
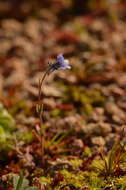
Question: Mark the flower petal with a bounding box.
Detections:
[48,54,71,74]
[57,54,64,64]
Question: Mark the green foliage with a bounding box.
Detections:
[0,125,9,151]
[63,86,105,115]
[95,138,126,177]
[21,131,33,143]
[40,170,105,189]
[40,176,52,186]
[82,146,92,157]
[69,158,83,169]
[0,125,6,143]
[40,170,87,189]
[45,130,74,155]
[0,126,15,152]
[60,169,85,188]
[91,136,126,189]
[115,176,126,189]
[40,168,126,189]
[83,171,105,189]
[50,108,62,118]
[39,143,126,190]
[13,175,37,190]
[0,103,15,132]
[0,103,16,152]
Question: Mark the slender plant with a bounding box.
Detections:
[36,53,71,166]
[98,129,126,178]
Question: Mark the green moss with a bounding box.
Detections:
[59,169,86,188]
[82,146,92,157]
[0,125,6,143]
[69,158,83,169]
[114,176,126,189]
[63,86,105,115]
[21,131,33,143]
[83,171,105,189]
[0,103,16,151]
[39,166,126,190]
[50,108,62,118]
[82,103,93,115]
[40,176,52,186]
[0,127,14,152]
[0,103,15,132]
[87,90,105,106]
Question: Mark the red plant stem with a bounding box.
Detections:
[38,68,50,166]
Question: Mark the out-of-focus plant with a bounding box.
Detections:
[13,174,37,190]
[0,103,15,152]
[36,54,71,166]
[0,103,15,132]
[92,130,126,178]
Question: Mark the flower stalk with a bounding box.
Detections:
[36,54,71,166]
[37,68,49,166]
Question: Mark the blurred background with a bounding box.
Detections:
[0,0,126,19]
[0,0,126,125]
[0,0,126,144]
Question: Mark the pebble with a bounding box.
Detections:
[91,136,105,146]
[83,122,112,136]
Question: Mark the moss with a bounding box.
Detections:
[50,108,62,118]
[0,103,15,132]
[82,146,92,157]
[69,158,83,169]
[87,90,105,106]
[21,131,33,143]
[0,125,6,143]
[39,166,126,190]
[63,85,105,115]
[0,124,15,152]
[40,176,52,186]
[83,171,105,189]
[59,169,86,189]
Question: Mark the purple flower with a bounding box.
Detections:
[48,54,71,74]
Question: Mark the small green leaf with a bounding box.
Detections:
[13,175,23,190]
[0,125,6,143]
[13,175,37,190]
